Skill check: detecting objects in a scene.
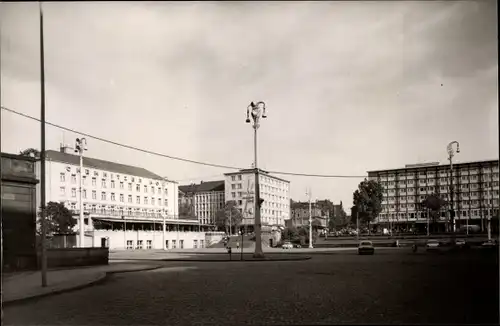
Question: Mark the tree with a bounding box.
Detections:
[352,179,384,226]
[215,200,243,234]
[37,201,76,235]
[421,193,447,232]
[282,226,299,241]
[19,148,40,159]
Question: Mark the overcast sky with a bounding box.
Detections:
[1,1,498,208]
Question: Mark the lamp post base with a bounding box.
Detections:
[252,252,265,259]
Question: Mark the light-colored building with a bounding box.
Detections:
[367,159,499,232]
[178,181,225,227]
[35,146,205,249]
[224,169,290,229]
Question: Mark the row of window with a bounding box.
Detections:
[62,167,162,185]
[382,177,499,187]
[378,208,498,220]
[60,187,168,206]
[60,173,169,195]
[230,174,290,190]
[374,166,499,179]
[384,186,500,194]
[125,239,204,250]
[383,199,498,209]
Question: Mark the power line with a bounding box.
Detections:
[1,106,368,178]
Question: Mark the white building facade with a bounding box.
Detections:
[179,181,225,227]
[224,169,290,228]
[368,160,499,232]
[35,147,207,249]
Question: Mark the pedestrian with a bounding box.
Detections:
[236,242,240,250]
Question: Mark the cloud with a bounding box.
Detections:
[1,1,497,206]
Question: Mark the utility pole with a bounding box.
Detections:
[447,141,460,233]
[307,188,313,248]
[162,178,167,250]
[75,138,87,248]
[39,2,48,287]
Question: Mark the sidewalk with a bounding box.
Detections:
[3,263,163,305]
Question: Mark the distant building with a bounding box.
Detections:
[290,201,327,228]
[368,159,499,233]
[178,180,225,227]
[223,169,290,230]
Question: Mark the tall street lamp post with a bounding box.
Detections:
[447,141,460,233]
[246,101,267,258]
[306,188,313,248]
[75,138,88,248]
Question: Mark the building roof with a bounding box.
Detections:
[179,180,225,194]
[368,159,499,174]
[224,168,290,183]
[45,150,169,181]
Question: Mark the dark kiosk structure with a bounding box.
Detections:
[2,152,39,271]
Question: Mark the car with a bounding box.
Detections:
[426,239,440,251]
[282,241,293,249]
[294,244,302,248]
[455,239,466,246]
[358,241,375,255]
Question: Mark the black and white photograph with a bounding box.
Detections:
[1,1,498,325]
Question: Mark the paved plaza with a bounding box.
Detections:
[4,250,498,325]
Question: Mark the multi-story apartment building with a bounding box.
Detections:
[289,202,327,228]
[178,181,225,227]
[35,146,205,249]
[224,169,290,229]
[367,160,499,232]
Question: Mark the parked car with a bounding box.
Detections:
[358,241,375,255]
[282,241,293,249]
[426,239,440,251]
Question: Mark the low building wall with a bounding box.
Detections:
[205,232,225,247]
[92,230,207,250]
[38,248,109,268]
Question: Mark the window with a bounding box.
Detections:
[194,240,198,249]
[136,185,140,192]
[126,240,133,250]
[82,176,87,185]
[92,177,97,186]
[231,176,235,181]
[231,184,236,190]
[60,173,66,182]
[128,195,132,203]
[151,186,155,194]
[120,182,124,189]
[200,240,204,248]
[146,240,152,249]
[237,184,242,189]
[144,197,148,204]
[83,189,87,199]
[60,187,65,195]
[101,192,106,200]
[71,174,77,183]
[111,193,116,201]
[102,180,106,188]
[152,198,155,205]
[172,240,177,249]
[120,194,124,202]
[238,175,242,181]
[165,240,169,249]
[144,185,148,193]
[71,188,77,197]
[136,196,140,204]
[164,188,168,195]
[111,180,115,188]
[164,199,168,206]
[92,190,97,199]
[137,240,143,249]
[180,240,184,249]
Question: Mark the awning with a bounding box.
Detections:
[93,217,199,225]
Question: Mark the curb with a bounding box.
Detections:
[3,265,164,307]
[158,256,312,262]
